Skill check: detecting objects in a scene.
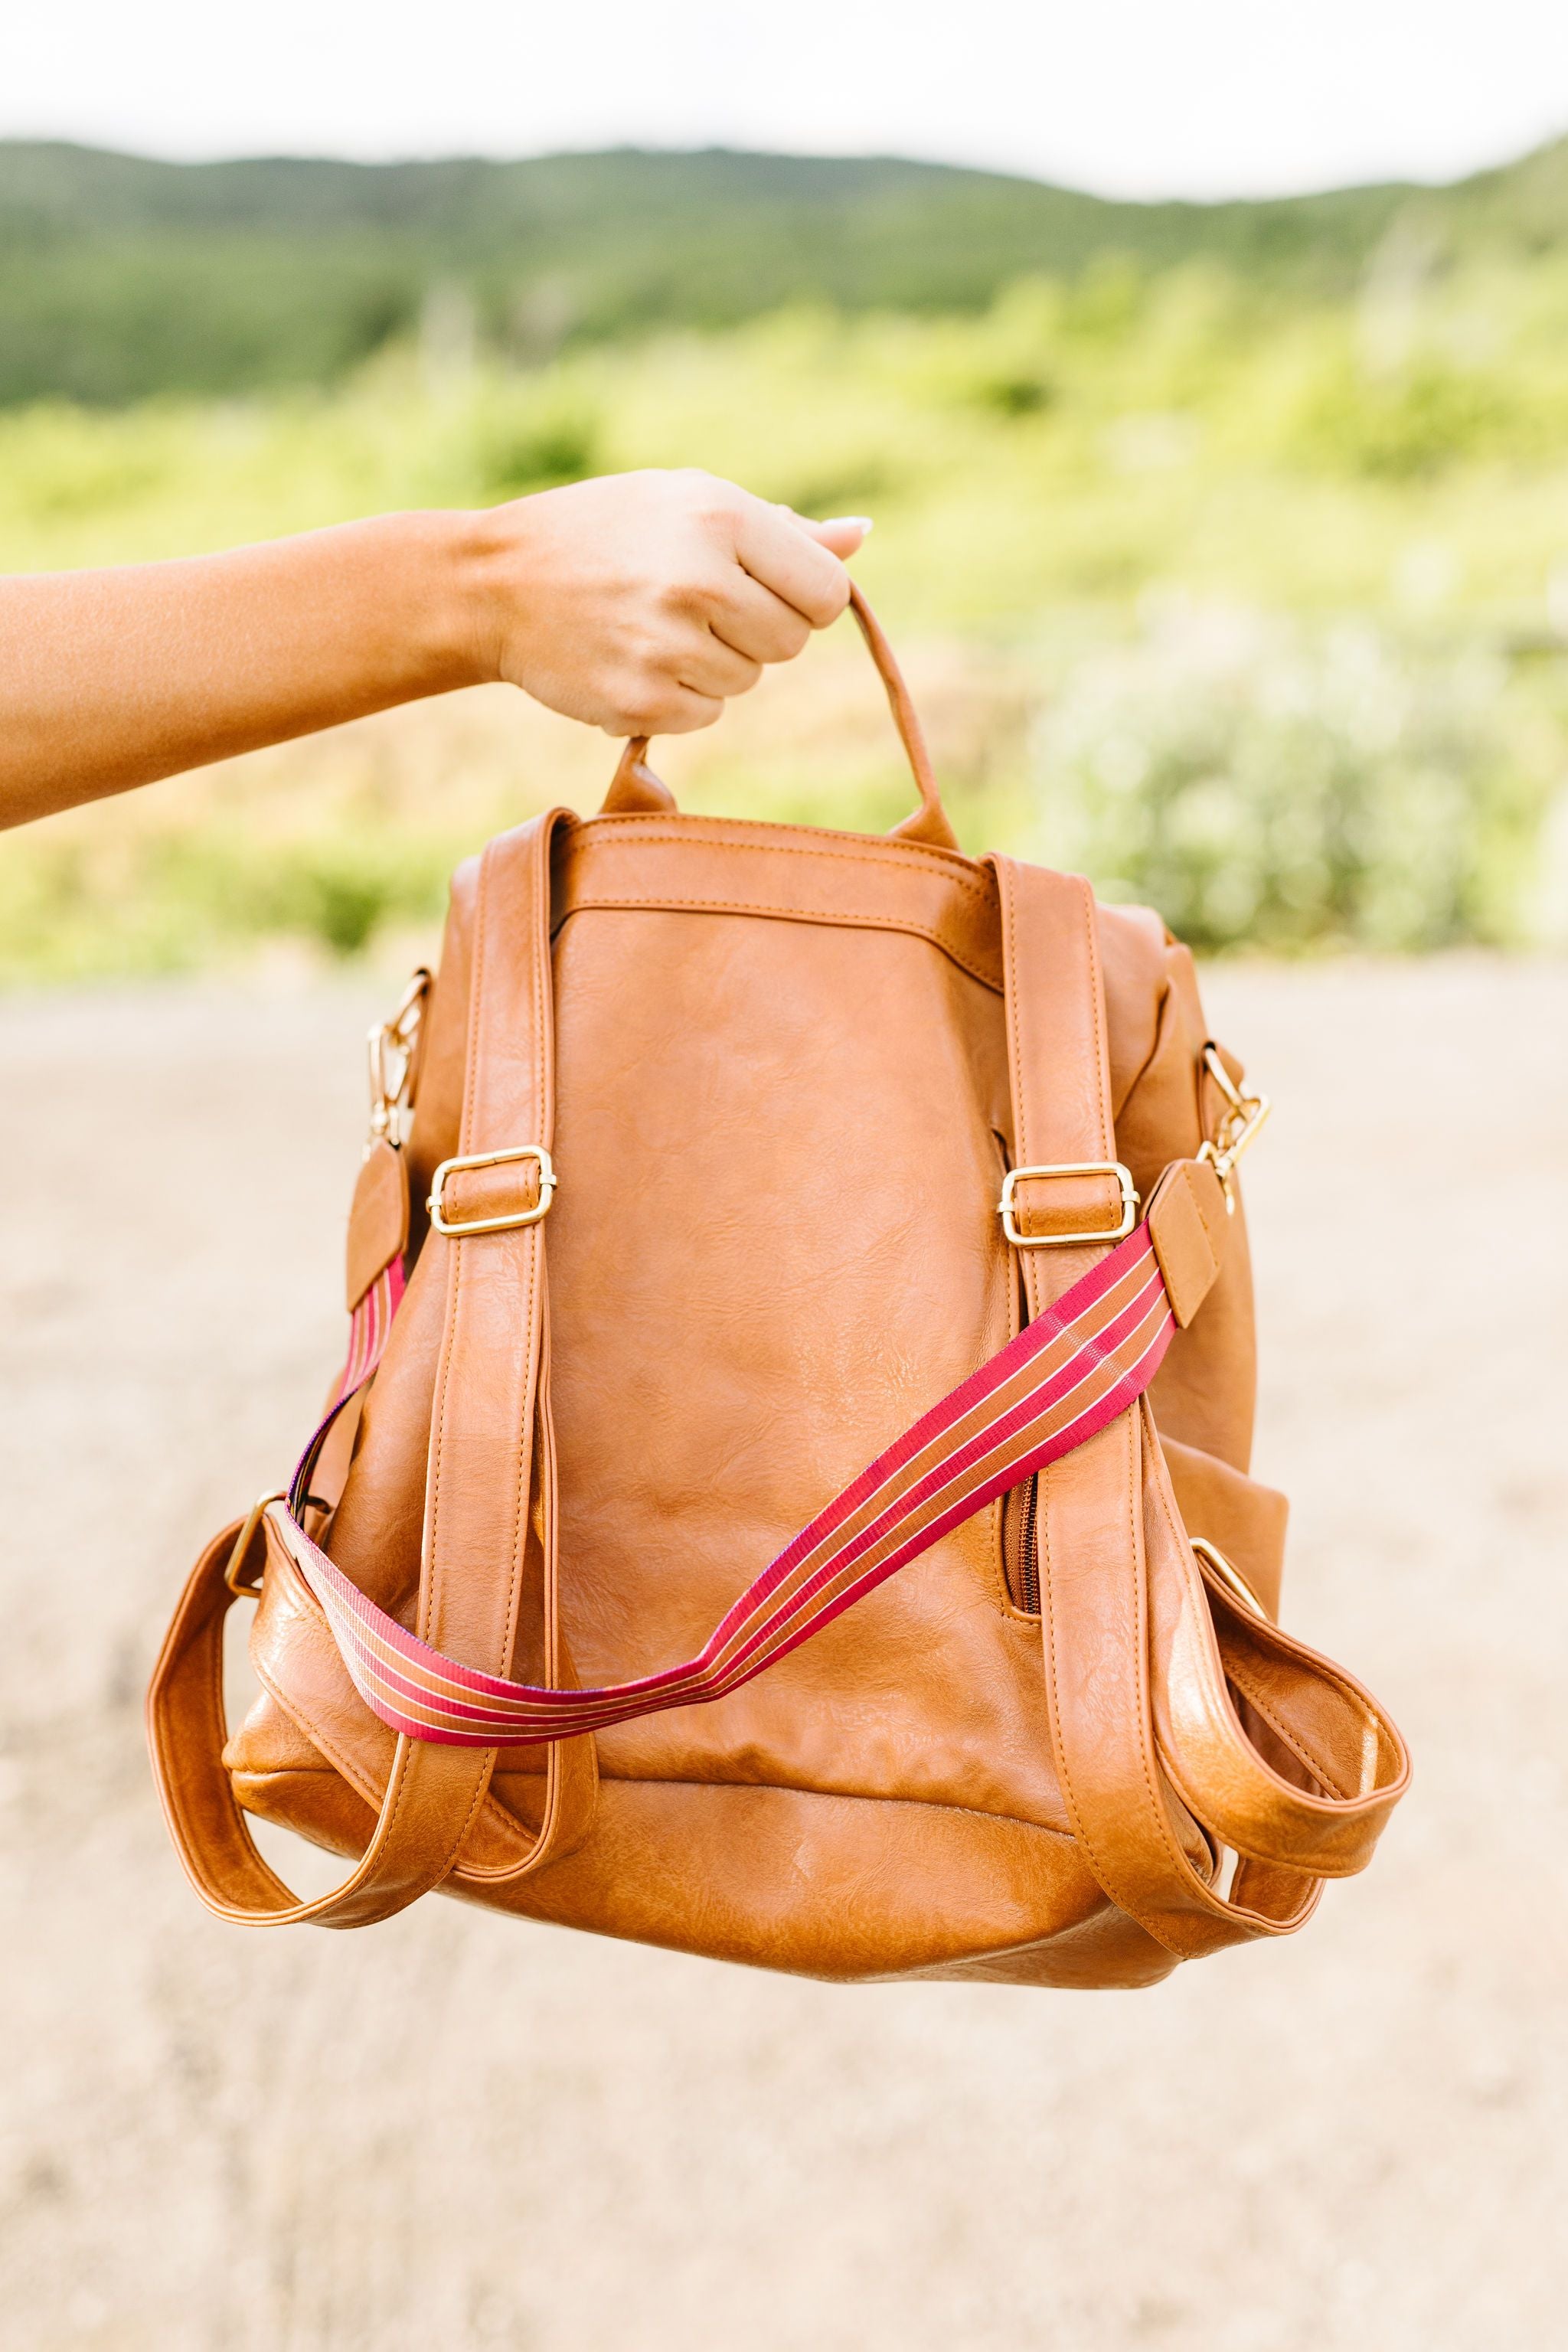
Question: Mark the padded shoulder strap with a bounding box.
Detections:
[146,812,594,1925]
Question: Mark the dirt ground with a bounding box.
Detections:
[1,954,1564,2352]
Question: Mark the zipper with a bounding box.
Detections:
[1002,1472,1040,1615]
[993,1124,1042,1615]
[1018,1475,1039,1615]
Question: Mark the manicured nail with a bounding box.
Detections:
[823,515,874,534]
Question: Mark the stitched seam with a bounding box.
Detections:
[1220,1658,1357,1804]
[554,893,1003,994]
[1001,866,1027,1168]
[423,835,494,1642]
[579,815,987,887]
[1081,880,1113,1162]
[237,1755,1079,1852]
[485,1768,1080,1842]
[430,1762,499,1885]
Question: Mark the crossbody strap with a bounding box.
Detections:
[145,812,595,1924]
[266,1214,1179,1742]
[245,1143,1402,1930]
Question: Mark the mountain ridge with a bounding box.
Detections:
[0,133,1562,405]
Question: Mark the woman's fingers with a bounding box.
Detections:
[643,682,725,735]
[677,632,765,701]
[707,571,815,666]
[611,672,725,736]
[733,498,857,628]
[797,514,874,560]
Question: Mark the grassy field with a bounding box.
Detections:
[6,250,1568,978]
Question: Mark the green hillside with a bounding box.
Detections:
[5,132,1568,978]
[2,134,1563,405]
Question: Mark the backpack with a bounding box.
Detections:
[148,588,1408,1984]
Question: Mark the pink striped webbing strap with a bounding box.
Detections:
[269,1214,1177,1749]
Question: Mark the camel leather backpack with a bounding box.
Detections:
[148,588,1408,1987]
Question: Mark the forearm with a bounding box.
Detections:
[0,471,862,832]
[0,510,490,828]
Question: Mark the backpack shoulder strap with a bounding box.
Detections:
[987,857,1406,1957]
[146,811,595,1925]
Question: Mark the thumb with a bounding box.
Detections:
[792,513,874,560]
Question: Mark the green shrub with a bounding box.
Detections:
[1034,605,1554,949]
[472,407,599,500]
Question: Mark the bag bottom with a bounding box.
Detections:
[230,1763,1178,1988]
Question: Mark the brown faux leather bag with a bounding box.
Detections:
[148,590,1409,1986]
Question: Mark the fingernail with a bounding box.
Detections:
[823,515,874,535]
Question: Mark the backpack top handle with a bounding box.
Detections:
[599,581,961,852]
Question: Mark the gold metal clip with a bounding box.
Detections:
[1197,1044,1272,1216]
[366,968,432,1152]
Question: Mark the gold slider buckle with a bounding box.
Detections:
[427,1145,557,1238]
[1197,1045,1272,1216]
[998,1161,1138,1250]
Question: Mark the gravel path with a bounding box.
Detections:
[2,956,1564,2352]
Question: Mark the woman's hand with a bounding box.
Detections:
[472,469,869,737]
[0,472,868,828]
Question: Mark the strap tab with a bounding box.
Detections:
[1145,1157,1228,1328]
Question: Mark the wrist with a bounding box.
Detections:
[426,501,534,692]
[367,507,509,695]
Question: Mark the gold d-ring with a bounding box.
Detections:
[224,1491,286,1602]
[1191,1534,1267,1619]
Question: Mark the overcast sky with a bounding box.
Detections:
[4,1,1567,201]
